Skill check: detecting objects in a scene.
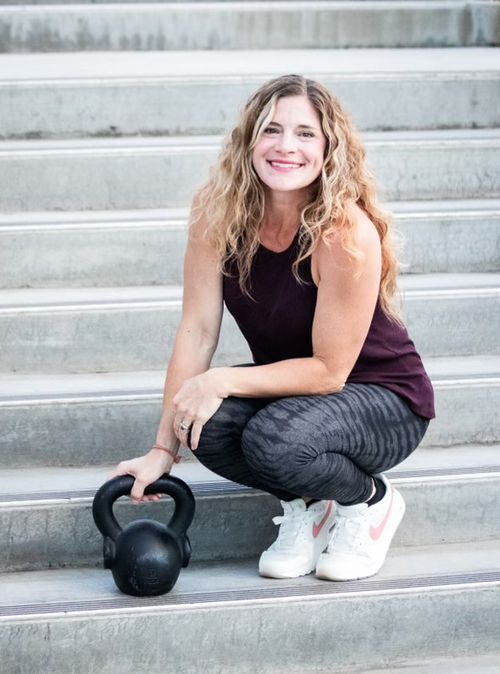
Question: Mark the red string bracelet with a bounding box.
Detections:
[152,444,182,463]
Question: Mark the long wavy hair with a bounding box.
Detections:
[190,74,401,320]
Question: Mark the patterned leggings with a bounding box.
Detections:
[192,383,430,505]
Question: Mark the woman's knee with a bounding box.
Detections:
[197,397,251,445]
[194,408,227,457]
[194,396,266,466]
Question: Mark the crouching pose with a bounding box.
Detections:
[112,74,435,581]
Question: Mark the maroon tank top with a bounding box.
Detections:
[223,230,435,419]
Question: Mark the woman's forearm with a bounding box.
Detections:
[213,357,346,399]
[155,326,218,448]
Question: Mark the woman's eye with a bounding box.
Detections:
[263,127,314,138]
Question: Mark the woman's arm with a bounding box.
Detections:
[154,227,224,449]
[112,198,224,500]
[206,202,382,398]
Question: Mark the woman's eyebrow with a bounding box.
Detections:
[268,122,318,131]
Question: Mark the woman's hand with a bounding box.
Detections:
[109,448,175,504]
[172,369,226,450]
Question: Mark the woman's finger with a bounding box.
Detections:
[140,494,162,503]
[189,419,204,451]
[107,461,134,481]
[175,417,194,445]
[130,478,148,501]
[173,412,183,430]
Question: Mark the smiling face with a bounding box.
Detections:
[251,95,327,198]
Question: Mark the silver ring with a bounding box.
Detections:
[179,421,191,431]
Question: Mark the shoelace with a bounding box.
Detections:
[272,512,307,549]
[328,514,369,555]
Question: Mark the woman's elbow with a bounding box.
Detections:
[319,377,346,395]
[314,366,346,395]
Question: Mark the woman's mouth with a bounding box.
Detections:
[267,160,305,173]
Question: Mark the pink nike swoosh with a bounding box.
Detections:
[370,487,394,541]
[312,502,333,538]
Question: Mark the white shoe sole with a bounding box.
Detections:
[259,551,319,579]
[258,563,316,579]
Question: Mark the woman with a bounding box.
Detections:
[112,74,435,582]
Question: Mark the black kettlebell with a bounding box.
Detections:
[92,474,195,597]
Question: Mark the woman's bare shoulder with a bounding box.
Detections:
[343,200,380,246]
[316,201,379,261]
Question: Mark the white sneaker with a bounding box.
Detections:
[316,474,405,581]
[259,498,336,579]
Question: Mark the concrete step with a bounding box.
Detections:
[1,0,346,2]
[1,48,499,139]
[1,447,499,571]
[0,284,249,372]
[1,200,498,289]
[0,274,498,372]
[0,1,498,53]
[0,0,328,2]
[368,656,500,674]
[0,542,499,673]
[0,355,499,467]
[394,199,500,274]
[1,129,499,212]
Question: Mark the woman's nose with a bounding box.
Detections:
[275,131,297,153]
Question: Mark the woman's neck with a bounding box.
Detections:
[262,187,307,233]
[259,221,300,253]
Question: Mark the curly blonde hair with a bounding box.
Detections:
[191,74,401,320]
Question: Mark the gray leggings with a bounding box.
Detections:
[193,383,430,505]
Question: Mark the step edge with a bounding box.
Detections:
[2,466,500,506]
[2,205,500,231]
[0,276,499,312]
[1,199,500,227]
[2,370,500,406]
[1,128,500,153]
[1,568,499,623]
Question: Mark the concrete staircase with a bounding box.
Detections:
[0,1,499,672]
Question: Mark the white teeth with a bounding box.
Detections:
[269,162,303,169]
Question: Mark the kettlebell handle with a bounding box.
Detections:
[92,474,195,542]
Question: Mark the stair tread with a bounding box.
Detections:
[0,198,500,229]
[2,127,500,152]
[0,285,183,308]
[367,654,500,674]
[0,273,498,309]
[0,539,498,617]
[0,444,499,501]
[1,47,499,81]
[1,354,499,402]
